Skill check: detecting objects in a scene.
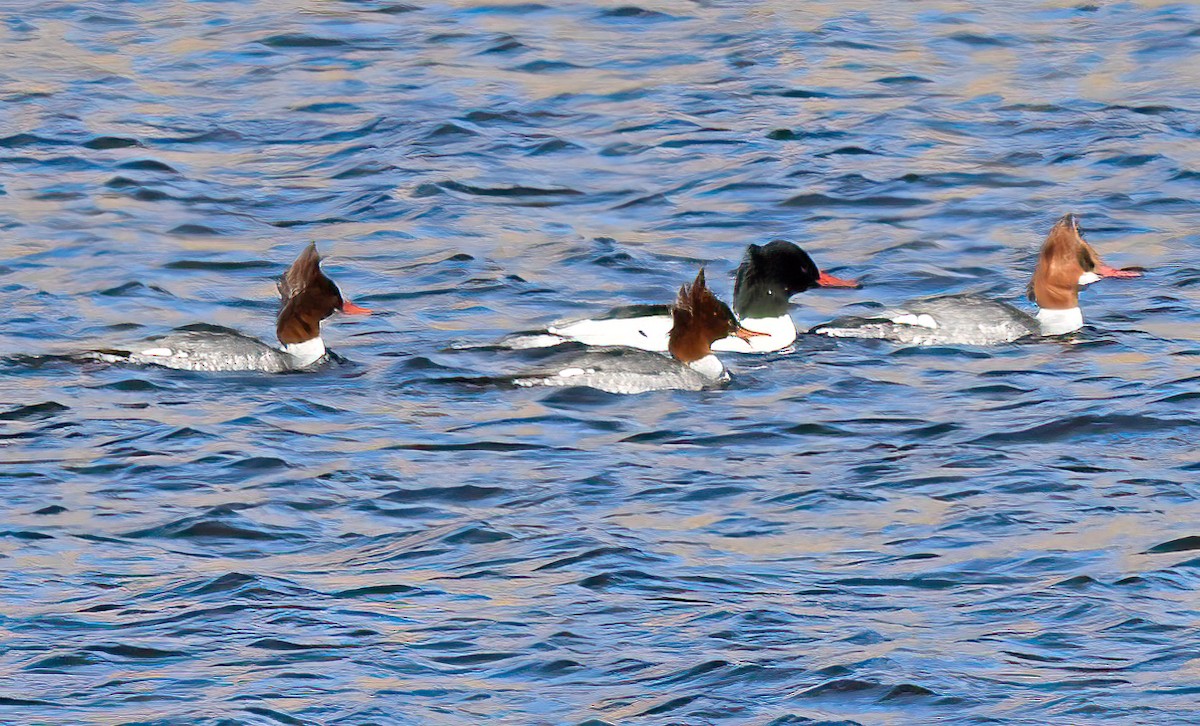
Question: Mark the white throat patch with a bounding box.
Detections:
[281,337,327,368]
[1036,307,1084,336]
[1078,271,1101,286]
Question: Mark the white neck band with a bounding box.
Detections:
[281,337,327,368]
[1036,307,1083,336]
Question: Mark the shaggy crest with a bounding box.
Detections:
[1028,214,1094,310]
[674,268,716,317]
[278,242,324,304]
[668,269,746,362]
[276,243,346,345]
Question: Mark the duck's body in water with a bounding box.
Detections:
[811,214,1141,345]
[512,269,764,394]
[88,243,371,372]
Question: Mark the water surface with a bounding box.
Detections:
[1,1,1199,724]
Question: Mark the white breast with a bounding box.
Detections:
[710,314,796,353]
[281,337,327,368]
[686,354,726,381]
[1036,307,1084,336]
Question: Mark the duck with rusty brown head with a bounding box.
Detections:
[90,242,371,372]
[810,214,1142,346]
[513,269,764,394]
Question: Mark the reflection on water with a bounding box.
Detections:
[1,1,1198,723]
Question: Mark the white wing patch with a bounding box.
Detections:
[140,347,185,358]
[891,313,939,329]
[502,334,569,350]
[812,326,847,337]
[514,367,598,388]
[686,354,725,380]
[556,367,595,378]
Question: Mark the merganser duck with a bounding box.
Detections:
[502,240,858,354]
[810,214,1141,346]
[91,242,371,372]
[512,269,764,394]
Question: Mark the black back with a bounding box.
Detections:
[732,240,822,318]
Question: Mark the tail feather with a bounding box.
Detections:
[0,349,136,368]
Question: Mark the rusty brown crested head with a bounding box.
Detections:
[667,269,765,363]
[276,242,371,345]
[1027,214,1140,311]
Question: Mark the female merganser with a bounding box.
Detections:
[91,242,371,372]
[503,240,857,354]
[810,214,1141,346]
[512,269,764,394]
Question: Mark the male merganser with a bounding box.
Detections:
[502,240,857,354]
[512,269,764,394]
[90,242,371,372]
[810,214,1141,346]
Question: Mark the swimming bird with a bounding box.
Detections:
[89,242,371,372]
[512,269,763,393]
[502,240,857,354]
[810,214,1141,346]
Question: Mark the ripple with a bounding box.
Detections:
[0,401,69,420]
[260,34,348,48]
[782,192,929,208]
[0,1,1196,723]
[973,414,1197,444]
[86,644,187,659]
[124,516,296,542]
[82,136,142,150]
[1146,537,1200,554]
[381,485,506,503]
[163,258,273,270]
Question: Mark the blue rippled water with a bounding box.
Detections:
[1,1,1199,724]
